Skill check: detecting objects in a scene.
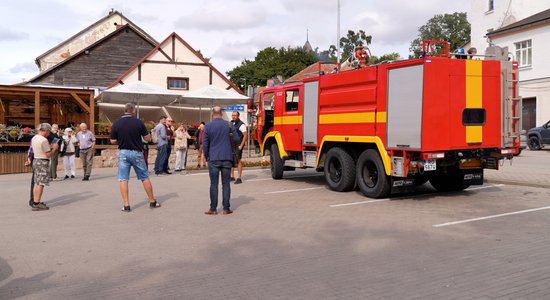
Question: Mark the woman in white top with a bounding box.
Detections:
[174,125,191,172]
[61,128,78,179]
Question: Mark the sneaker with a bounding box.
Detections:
[71,175,75,179]
[223,209,233,215]
[175,169,182,172]
[32,202,49,211]
[230,177,235,181]
[64,175,69,180]
[164,171,172,175]
[150,200,161,208]
[234,178,242,184]
[155,172,166,176]
[82,176,89,181]
[121,205,131,212]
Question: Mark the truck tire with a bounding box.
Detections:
[324,148,356,192]
[528,136,542,150]
[429,166,470,192]
[356,149,390,198]
[270,144,284,179]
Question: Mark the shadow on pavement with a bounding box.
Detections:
[0,257,54,300]
[46,193,98,208]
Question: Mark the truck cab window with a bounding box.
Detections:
[285,90,299,112]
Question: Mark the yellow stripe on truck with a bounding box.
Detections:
[318,111,387,124]
[465,60,483,144]
[274,115,302,125]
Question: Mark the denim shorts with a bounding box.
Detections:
[118,149,149,181]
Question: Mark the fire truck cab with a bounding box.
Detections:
[254,41,520,198]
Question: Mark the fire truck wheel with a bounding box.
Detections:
[356,149,390,198]
[429,167,470,192]
[270,144,284,179]
[324,147,356,192]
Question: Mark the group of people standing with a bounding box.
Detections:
[27,122,97,210]
[152,116,193,175]
[112,103,245,214]
[28,103,248,214]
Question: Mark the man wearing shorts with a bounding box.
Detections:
[110,103,161,212]
[230,111,247,184]
[30,123,59,211]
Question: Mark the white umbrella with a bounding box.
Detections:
[179,85,249,106]
[99,81,181,106]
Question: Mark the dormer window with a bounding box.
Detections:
[488,0,494,12]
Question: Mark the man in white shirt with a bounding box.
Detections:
[30,123,58,211]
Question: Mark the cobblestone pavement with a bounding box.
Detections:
[484,149,550,188]
[0,149,549,299]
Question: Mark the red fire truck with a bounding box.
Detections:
[253,41,521,198]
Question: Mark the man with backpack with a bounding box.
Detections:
[153,116,169,175]
[230,111,247,184]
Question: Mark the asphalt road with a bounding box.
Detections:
[1,157,550,299]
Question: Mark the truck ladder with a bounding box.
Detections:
[502,65,521,148]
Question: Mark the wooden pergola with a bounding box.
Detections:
[0,85,95,132]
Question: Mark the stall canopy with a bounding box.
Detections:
[99,81,180,106]
[179,85,249,106]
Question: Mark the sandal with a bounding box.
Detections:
[150,200,161,208]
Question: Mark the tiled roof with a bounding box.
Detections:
[487,8,550,37]
[28,25,156,83]
[36,11,157,63]
[285,62,338,83]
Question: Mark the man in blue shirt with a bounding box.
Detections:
[203,106,240,215]
[110,103,161,212]
[153,116,169,175]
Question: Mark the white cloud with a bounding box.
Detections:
[174,1,267,31]
[0,0,471,84]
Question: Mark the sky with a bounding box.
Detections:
[0,0,469,85]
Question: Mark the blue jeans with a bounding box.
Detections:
[154,144,168,174]
[118,150,149,181]
[208,160,232,211]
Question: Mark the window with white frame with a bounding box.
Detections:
[167,77,189,90]
[515,40,532,67]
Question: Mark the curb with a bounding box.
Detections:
[484,179,550,189]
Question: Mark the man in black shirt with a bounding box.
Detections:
[110,103,161,212]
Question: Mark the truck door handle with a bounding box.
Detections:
[294,128,298,132]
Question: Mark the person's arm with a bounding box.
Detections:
[110,125,118,145]
[239,125,248,150]
[25,146,33,166]
[91,133,96,148]
[141,123,151,142]
[44,140,57,158]
[202,127,210,161]
[159,126,167,141]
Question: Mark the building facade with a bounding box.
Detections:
[470,1,550,129]
[35,10,155,73]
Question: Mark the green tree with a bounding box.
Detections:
[227,46,318,87]
[370,52,400,64]
[409,12,470,57]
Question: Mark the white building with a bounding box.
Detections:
[103,32,246,125]
[469,1,550,129]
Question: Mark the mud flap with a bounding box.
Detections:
[462,169,484,186]
[391,177,415,194]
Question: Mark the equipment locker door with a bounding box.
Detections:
[281,87,303,151]
[302,81,319,145]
